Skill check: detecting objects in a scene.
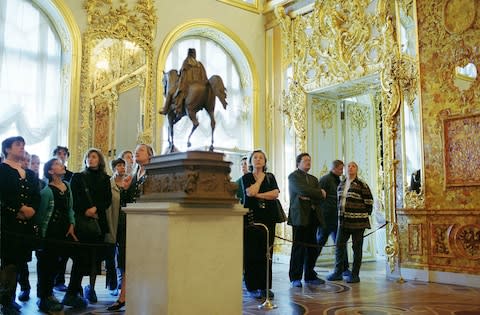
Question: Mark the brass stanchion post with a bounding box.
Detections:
[253,223,277,310]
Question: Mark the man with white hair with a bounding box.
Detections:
[327,161,373,283]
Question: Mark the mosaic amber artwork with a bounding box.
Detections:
[453,224,480,259]
[442,113,480,187]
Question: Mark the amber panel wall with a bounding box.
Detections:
[398,1,480,275]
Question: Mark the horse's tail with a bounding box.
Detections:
[209,75,227,109]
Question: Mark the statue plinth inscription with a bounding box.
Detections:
[141,150,238,205]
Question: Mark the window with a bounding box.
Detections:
[163,36,253,154]
[0,0,66,164]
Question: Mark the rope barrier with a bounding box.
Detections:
[246,221,389,249]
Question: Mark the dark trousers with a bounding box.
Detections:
[54,256,69,286]
[36,249,58,298]
[105,245,118,290]
[17,261,31,291]
[244,222,275,291]
[334,228,365,276]
[289,223,319,281]
[317,223,349,271]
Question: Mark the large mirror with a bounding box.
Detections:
[74,0,156,169]
[402,96,422,197]
[90,38,146,159]
[396,0,424,207]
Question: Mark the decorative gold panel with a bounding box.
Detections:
[311,98,336,136]
[408,223,423,256]
[453,224,480,259]
[76,0,156,168]
[347,104,369,132]
[430,224,454,258]
[441,111,480,188]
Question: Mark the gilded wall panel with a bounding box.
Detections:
[441,112,480,188]
[430,224,454,258]
[417,0,480,208]
[408,223,423,256]
[453,224,480,260]
[398,210,480,273]
[93,100,111,155]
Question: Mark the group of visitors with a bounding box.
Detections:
[238,151,373,300]
[0,135,154,314]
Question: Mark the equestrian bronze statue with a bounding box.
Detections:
[159,48,227,152]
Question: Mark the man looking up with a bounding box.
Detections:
[288,153,326,288]
[327,161,373,283]
[318,160,351,277]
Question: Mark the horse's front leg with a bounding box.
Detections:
[167,114,175,153]
[208,110,216,152]
[186,109,199,148]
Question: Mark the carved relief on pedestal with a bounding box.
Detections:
[141,151,238,205]
[430,224,454,257]
[408,223,423,256]
[453,224,480,259]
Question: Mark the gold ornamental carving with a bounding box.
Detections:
[311,98,336,136]
[347,104,369,132]
[403,188,424,209]
[281,81,307,152]
[385,223,400,273]
[274,6,293,69]
[454,224,480,259]
[77,0,156,167]
[431,224,454,257]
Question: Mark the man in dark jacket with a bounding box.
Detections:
[288,153,326,287]
[318,160,350,277]
[327,161,373,283]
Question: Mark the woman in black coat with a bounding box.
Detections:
[62,148,112,309]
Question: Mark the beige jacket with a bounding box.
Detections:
[105,177,121,244]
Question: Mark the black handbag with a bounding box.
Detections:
[273,199,287,223]
[75,174,102,242]
[75,215,101,242]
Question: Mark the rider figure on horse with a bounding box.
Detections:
[159,48,208,115]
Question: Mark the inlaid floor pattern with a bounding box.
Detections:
[12,260,480,314]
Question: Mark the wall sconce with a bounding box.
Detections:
[453,62,477,91]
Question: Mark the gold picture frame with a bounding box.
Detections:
[442,112,480,187]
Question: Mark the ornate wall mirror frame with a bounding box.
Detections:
[395,0,425,209]
[275,0,420,272]
[75,0,156,169]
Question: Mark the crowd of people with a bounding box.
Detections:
[238,151,374,299]
[0,135,374,312]
[0,136,153,314]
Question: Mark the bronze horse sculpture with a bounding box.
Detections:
[161,69,227,152]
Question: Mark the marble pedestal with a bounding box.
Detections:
[124,151,247,315]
